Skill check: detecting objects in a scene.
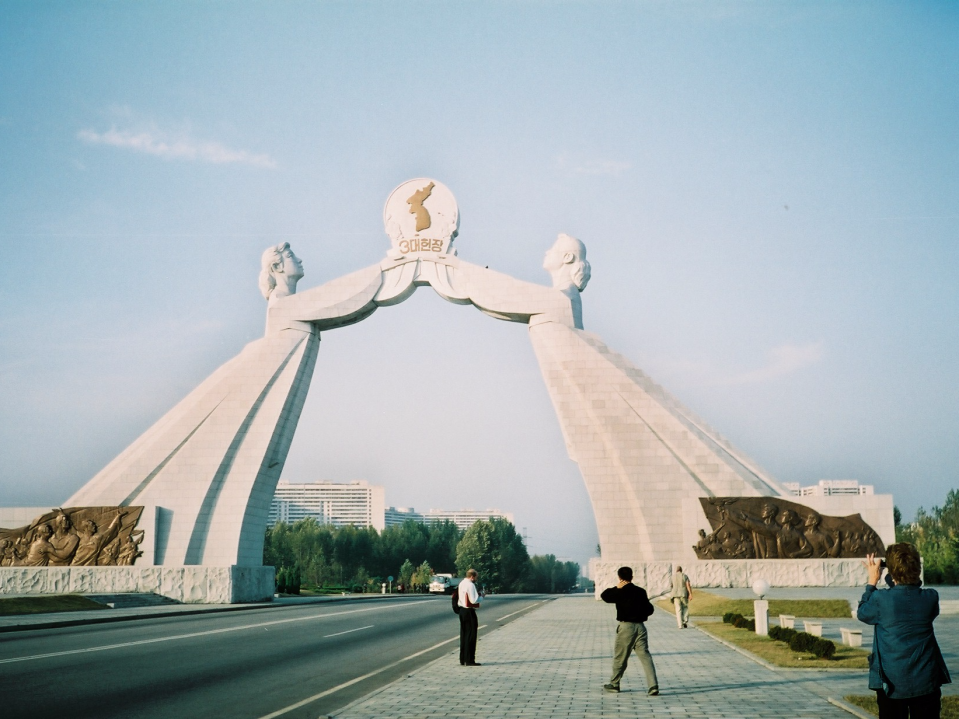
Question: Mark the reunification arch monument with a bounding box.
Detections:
[0,179,892,602]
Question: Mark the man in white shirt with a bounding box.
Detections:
[670,566,693,629]
[458,569,483,666]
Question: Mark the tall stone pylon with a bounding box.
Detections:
[529,323,790,563]
[65,322,320,567]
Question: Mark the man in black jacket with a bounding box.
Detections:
[601,566,659,695]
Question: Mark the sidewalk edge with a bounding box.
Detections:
[827,697,876,719]
[694,626,780,672]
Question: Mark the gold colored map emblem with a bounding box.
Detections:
[383,178,459,257]
[407,181,435,232]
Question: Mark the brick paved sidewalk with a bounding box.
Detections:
[335,595,869,719]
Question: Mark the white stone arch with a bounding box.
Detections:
[66,240,790,577]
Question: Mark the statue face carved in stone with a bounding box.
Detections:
[259,242,304,299]
[543,234,591,292]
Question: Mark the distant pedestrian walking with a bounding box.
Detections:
[601,566,659,695]
[670,566,692,628]
[458,569,483,666]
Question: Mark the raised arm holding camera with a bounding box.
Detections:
[858,543,951,718]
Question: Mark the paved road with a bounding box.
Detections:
[0,593,550,719]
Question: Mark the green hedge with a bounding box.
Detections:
[722,612,756,631]
[725,615,836,659]
[768,624,836,659]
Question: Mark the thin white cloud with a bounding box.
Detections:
[555,153,631,177]
[78,126,277,169]
[722,342,825,386]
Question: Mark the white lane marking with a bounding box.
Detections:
[496,600,547,622]
[259,623,492,719]
[258,633,458,718]
[323,625,373,638]
[0,602,429,665]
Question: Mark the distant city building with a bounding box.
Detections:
[269,481,385,530]
[782,480,874,497]
[385,506,514,531]
[269,481,515,533]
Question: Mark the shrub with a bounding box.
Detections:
[723,612,744,624]
[732,616,756,631]
[769,626,799,643]
[812,637,836,659]
[787,631,836,659]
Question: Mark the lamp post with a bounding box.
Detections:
[752,578,770,636]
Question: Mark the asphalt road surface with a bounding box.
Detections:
[0,594,551,719]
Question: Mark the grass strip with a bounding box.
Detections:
[844,694,959,718]
[698,621,869,669]
[656,590,852,618]
[0,595,109,616]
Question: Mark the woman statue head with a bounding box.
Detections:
[543,233,591,292]
[259,242,304,299]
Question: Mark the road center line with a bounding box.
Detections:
[259,624,491,719]
[0,601,429,665]
[323,624,373,638]
[496,600,548,622]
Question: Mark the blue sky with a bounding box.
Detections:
[1,2,957,567]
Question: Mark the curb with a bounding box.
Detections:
[325,600,551,719]
[0,594,436,634]
[694,625,780,672]
[828,697,876,719]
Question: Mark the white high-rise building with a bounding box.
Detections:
[782,480,874,497]
[269,481,385,530]
[384,506,514,531]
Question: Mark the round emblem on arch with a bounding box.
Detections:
[383,178,459,256]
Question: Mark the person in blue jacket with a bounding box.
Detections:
[859,543,951,718]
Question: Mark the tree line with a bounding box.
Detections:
[263,516,580,594]
[897,489,959,584]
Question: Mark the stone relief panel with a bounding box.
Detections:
[0,507,144,567]
[693,497,885,560]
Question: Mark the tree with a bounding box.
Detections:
[898,489,959,584]
[455,518,531,592]
[398,558,415,590]
[411,560,433,592]
[524,554,580,593]
[426,520,462,573]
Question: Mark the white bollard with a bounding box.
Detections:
[754,599,769,636]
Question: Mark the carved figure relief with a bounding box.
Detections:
[0,507,144,567]
[694,497,884,560]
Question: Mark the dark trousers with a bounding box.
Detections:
[876,688,941,718]
[459,608,478,664]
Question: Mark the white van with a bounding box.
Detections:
[429,573,461,594]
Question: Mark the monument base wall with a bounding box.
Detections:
[589,558,869,599]
[0,566,275,604]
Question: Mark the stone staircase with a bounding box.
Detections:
[85,593,182,608]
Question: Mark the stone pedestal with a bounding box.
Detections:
[0,566,275,604]
[589,558,871,597]
[754,599,769,636]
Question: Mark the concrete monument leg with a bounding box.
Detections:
[58,242,387,602]
[66,328,320,568]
